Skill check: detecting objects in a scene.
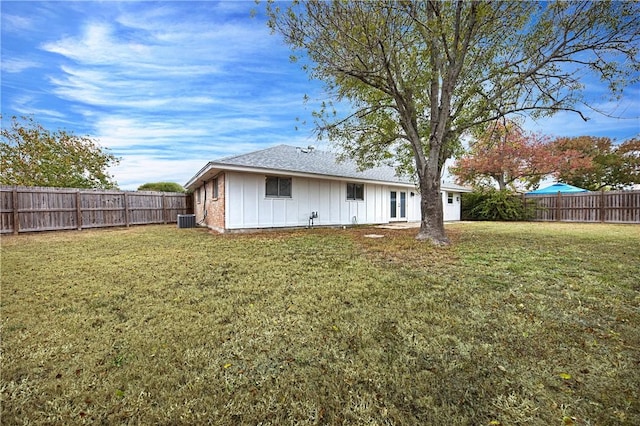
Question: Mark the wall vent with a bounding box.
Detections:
[177,214,196,228]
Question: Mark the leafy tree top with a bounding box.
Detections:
[1,115,120,189]
[554,136,640,190]
[137,182,186,193]
[451,119,593,191]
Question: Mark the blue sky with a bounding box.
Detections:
[2,1,639,190]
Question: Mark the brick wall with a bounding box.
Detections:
[192,174,225,231]
[206,173,225,231]
[194,183,206,224]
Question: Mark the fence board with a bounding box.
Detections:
[525,190,640,223]
[0,185,192,234]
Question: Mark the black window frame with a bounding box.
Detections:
[346,183,365,201]
[265,176,292,198]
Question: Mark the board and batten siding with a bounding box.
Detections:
[224,172,412,230]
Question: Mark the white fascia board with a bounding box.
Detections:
[440,184,473,193]
[184,162,222,190]
[184,164,208,190]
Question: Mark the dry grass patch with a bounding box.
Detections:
[1,223,639,425]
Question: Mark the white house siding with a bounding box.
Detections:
[219,172,465,230]
[407,190,421,222]
[225,172,398,230]
[389,188,462,223]
[442,191,462,221]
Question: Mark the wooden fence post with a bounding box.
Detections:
[162,194,167,224]
[124,192,130,227]
[76,190,83,230]
[521,193,530,220]
[12,189,19,235]
[600,189,605,223]
[556,191,561,221]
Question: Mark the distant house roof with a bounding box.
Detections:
[185,144,470,192]
[526,182,589,195]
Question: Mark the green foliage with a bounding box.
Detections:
[451,119,593,191]
[0,115,119,189]
[554,136,640,190]
[462,189,534,221]
[137,182,185,193]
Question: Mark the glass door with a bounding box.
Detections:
[390,191,397,218]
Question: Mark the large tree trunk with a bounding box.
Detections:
[416,168,449,245]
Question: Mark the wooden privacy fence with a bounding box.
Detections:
[1,185,192,234]
[525,190,640,223]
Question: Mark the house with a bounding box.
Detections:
[184,145,470,232]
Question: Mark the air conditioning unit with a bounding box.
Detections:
[177,214,196,228]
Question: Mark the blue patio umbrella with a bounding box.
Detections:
[526,182,588,195]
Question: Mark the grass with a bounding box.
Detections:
[1,222,639,425]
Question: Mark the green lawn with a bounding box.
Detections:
[1,223,639,425]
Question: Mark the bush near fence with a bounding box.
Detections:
[461,189,536,221]
[1,185,192,234]
[524,189,640,223]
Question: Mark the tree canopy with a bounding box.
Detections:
[451,120,593,191]
[553,136,640,190]
[1,115,119,189]
[137,182,186,193]
[267,1,640,244]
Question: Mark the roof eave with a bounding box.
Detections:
[186,162,416,188]
[184,162,215,190]
[440,184,473,193]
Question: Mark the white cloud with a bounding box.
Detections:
[3,1,322,189]
[38,7,293,115]
[11,95,67,119]
[1,58,40,73]
[520,78,640,141]
[522,107,640,141]
[1,13,34,33]
[93,116,210,148]
[110,156,206,190]
[43,22,145,65]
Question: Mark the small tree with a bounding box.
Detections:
[451,120,592,191]
[1,116,119,189]
[137,182,186,193]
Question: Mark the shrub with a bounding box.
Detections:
[137,182,185,193]
[461,188,534,221]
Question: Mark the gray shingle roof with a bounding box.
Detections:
[212,144,414,184]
